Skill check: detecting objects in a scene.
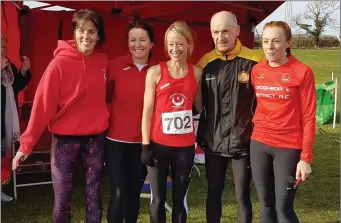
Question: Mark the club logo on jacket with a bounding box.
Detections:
[238,71,250,83]
[281,73,291,82]
[205,73,215,81]
[170,93,186,108]
[257,73,265,80]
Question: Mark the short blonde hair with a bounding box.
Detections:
[164,21,195,59]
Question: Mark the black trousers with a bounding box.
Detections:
[205,154,253,223]
[250,140,301,223]
[148,141,195,223]
[105,139,147,223]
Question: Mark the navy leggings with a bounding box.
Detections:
[51,133,105,223]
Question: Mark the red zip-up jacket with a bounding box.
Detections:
[251,56,316,162]
[19,40,109,155]
[106,55,155,143]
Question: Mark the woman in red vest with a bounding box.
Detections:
[141,21,202,223]
[250,21,316,223]
[105,20,155,223]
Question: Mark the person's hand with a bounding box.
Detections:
[141,144,155,167]
[296,160,312,181]
[12,151,28,170]
[20,56,31,75]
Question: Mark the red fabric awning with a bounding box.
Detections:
[1,1,283,183]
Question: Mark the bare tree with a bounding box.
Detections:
[292,1,340,50]
[255,28,260,39]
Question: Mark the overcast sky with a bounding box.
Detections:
[24,1,340,36]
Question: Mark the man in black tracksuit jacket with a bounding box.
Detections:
[196,11,263,223]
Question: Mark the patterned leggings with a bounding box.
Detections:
[51,133,105,223]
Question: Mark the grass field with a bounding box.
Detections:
[1,49,340,223]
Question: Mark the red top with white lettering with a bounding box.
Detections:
[251,56,316,162]
[150,62,199,147]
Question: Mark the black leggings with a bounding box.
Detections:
[105,139,147,223]
[205,154,252,223]
[250,140,301,223]
[148,141,195,223]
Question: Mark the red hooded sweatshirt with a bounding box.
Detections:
[19,40,109,155]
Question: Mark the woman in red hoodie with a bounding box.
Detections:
[105,20,155,223]
[12,9,109,223]
[250,21,316,223]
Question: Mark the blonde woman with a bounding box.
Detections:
[141,21,202,223]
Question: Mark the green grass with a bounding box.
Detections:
[2,49,340,222]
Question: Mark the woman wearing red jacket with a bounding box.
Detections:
[250,21,316,223]
[105,20,155,223]
[12,9,109,223]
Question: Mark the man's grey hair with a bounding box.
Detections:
[211,11,238,26]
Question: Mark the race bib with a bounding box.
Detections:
[161,110,193,134]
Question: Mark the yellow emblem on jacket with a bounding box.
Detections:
[238,71,250,83]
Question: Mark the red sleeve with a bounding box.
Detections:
[299,67,316,162]
[106,59,116,104]
[19,61,61,155]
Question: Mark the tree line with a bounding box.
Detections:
[254,35,340,49]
